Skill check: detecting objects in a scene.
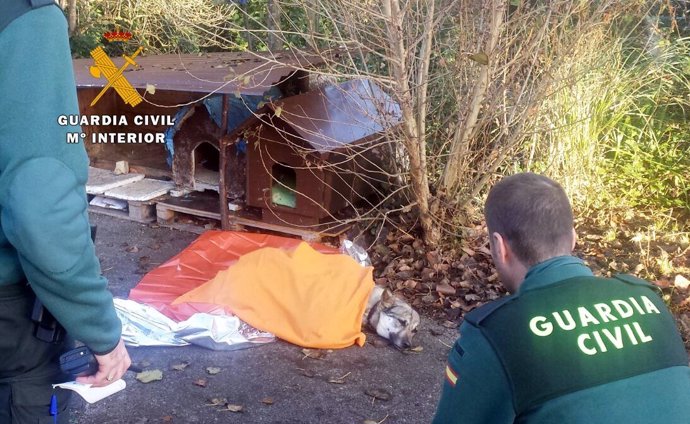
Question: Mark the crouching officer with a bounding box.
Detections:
[0,1,131,422]
[433,173,690,423]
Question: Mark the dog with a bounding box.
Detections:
[363,286,420,349]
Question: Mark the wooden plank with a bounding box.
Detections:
[91,159,172,180]
[156,203,221,221]
[88,205,129,220]
[156,190,349,240]
[86,167,145,194]
[156,191,221,220]
[227,212,349,240]
[104,178,174,201]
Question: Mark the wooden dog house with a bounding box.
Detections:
[73,51,319,184]
[233,79,402,226]
[72,51,400,237]
[73,51,322,231]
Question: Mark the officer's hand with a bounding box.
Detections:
[76,338,131,387]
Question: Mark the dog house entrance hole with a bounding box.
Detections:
[193,142,220,192]
[272,163,296,208]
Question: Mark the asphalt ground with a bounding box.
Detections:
[65,213,458,424]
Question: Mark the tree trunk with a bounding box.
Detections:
[242,2,254,51]
[440,0,505,194]
[383,0,439,246]
[67,0,77,36]
[305,0,320,51]
[267,0,282,52]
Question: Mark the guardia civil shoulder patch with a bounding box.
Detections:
[445,365,458,387]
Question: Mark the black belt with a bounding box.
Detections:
[0,282,30,299]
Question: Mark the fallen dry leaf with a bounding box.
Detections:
[656,279,672,288]
[135,369,163,384]
[430,327,444,336]
[193,378,208,388]
[465,294,481,302]
[171,361,190,371]
[301,348,326,360]
[422,294,436,304]
[298,368,316,378]
[403,279,418,289]
[205,398,227,407]
[328,372,351,384]
[223,404,244,413]
[126,245,140,253]
[261,397,274,405]
[365,388,392,401]
[206,367,221,375]
[436,283,456,296]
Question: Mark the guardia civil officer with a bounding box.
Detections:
[0,1,131,422]
[433,173,690,423]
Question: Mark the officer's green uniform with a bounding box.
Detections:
[433,256,690,423]
[0,2,122,422]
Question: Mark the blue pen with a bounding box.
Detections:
[50,393,58,424]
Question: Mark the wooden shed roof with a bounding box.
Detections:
[253,79,402,153]
[73,50,325,96]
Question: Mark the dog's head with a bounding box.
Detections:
[368,289,420,349]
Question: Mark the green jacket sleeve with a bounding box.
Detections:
[432,321,515,423]
[1,158,121,354]
[0,6,121,354]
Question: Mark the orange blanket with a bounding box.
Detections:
[129,231,337,322]
[173,242,374,349]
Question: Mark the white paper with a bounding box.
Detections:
[53,379,126,403]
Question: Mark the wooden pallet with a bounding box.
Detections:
[156,191,349,241]
[88,196,158,223]
[155,191,222,234]
[87,167,174,224]
[226,211,350,242]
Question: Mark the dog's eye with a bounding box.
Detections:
[398,319,408,326]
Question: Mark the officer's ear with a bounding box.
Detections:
[490,232,509,266]
[571,228,577,251]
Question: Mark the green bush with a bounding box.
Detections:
[525,25,690,222]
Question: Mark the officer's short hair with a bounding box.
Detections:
[484,173,574,267]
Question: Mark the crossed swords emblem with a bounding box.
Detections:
[89,46,144,107]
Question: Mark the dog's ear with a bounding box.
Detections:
[381,289,396,308]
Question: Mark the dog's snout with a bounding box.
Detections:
[393,334,415,349]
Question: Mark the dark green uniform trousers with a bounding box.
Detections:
[0,284,71,423]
